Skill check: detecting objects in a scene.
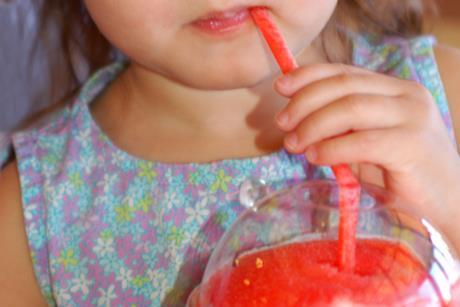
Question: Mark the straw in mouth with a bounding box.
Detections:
[249,6,361,273]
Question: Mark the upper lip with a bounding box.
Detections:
[195,6,251,21]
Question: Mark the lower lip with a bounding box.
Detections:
[192,9,251,35]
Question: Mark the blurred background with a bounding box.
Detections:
[434,0,460,48]
[0,0,459,131]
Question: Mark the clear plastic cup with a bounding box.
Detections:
[187,180,460,306]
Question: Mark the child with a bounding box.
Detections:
[1,0,460,306]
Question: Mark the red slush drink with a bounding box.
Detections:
[197,239,443,306]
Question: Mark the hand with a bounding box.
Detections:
[274,63,460,248]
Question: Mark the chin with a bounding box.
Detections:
[183,74,270,90]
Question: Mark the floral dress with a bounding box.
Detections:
[0,35,455,306]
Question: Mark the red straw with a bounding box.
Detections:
[250,7,361,272]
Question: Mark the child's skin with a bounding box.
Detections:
[1,1,460,305]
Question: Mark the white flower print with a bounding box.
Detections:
[42,162,59,178]
[164,191,179,210]
[116,267,133,290]
[123,196,135,209]
[189,233,211,252]
[164,169,174,183]
[135,241,151,254]
[70,273,92,295]
[97,284,117,307]
[149,271,169,302]
[61,181,74,196]
[153,207,166,228]
[261,164,278,180]
[94,194,109,207]
[164,244,180,261]
[55,287,72,306]
[93,237,115,257]
[197,191,217,206]
[81,155,97,174]
[98,174,118,193]
[171,253,184,273]
[26,222,37,241]
[185,198,210,225]
[110,151,125,167]
[163,244,185,272]
[44,182,64,204]
[24,203,37,221]
[76,128,91,148]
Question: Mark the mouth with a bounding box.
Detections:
[191,7,254,35]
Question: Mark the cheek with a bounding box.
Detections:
[284,0,338,27]
[83,0,177,53]
[280,0,338,55]
[280,0,338,35]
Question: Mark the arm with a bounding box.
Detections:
[435,45,460,253]
[0,162,48,306]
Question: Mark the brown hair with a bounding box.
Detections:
[35,0,436,105]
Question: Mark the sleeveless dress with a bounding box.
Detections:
[0,35,455,306]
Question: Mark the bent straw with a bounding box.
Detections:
[250,7,361,272]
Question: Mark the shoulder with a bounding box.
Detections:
[0,162,47,306]
[434,45,460,148]
[12,62,126,149]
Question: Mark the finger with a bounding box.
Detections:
[304,128,404,171]
[274,63,376,97]
[283,95,406,152]
[276,73,405,131]
[357,163,386,188]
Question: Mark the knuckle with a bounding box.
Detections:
[408,81,433,103]
[416,101,436,125]
[344,95,364,117]
[297,120,317,144]
[287,94,305,117]
[292,65,311,78]
[337,73,354,86]
[336,63,357,75]
[404,81,436,122]
[411,80,430,96]
[297,63,322,77]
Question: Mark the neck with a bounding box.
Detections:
[91,42,328,162]
[122,63,281,135]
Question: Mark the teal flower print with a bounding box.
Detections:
[188,170,201,186]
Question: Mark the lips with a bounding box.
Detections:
[191,7,252,34]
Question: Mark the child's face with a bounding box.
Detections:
[84,0,338,89]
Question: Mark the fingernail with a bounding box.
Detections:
[276,74,292,88]
[276,111,289,127]
[285,133,298,150]
[306,146,317,162]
